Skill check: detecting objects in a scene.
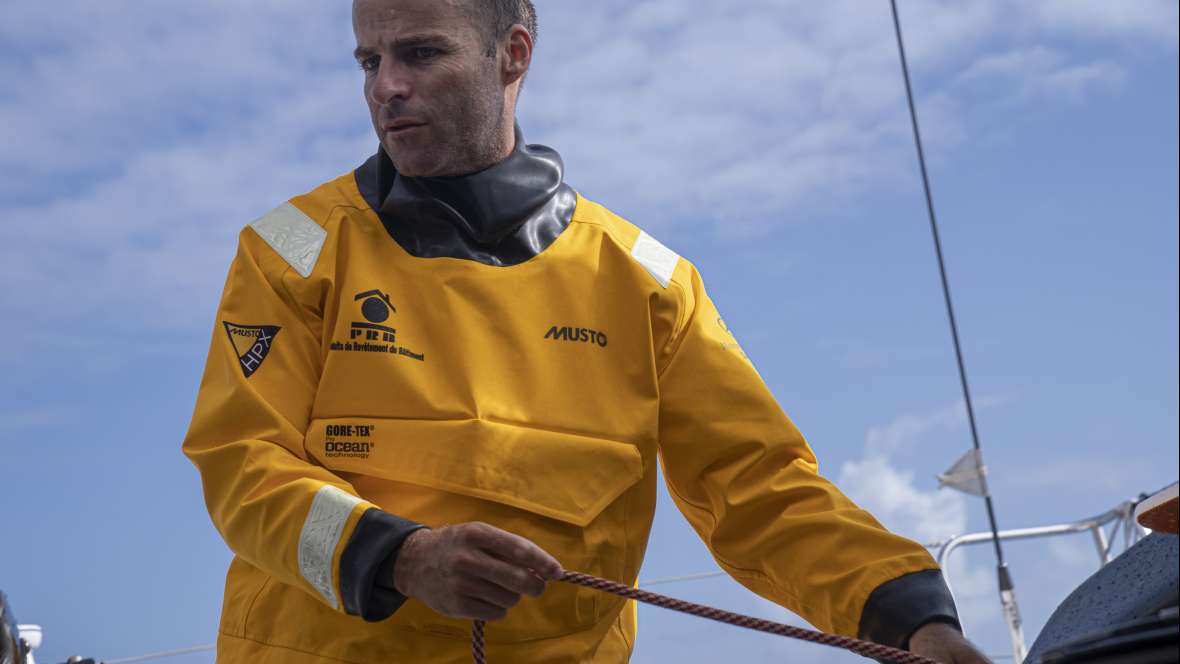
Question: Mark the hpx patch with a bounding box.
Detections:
[223,322,281,378]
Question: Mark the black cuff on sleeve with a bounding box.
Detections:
[858,569,961,651]
[339,508,428,622]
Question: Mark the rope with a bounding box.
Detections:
[472,617,486,663]
[470,571,939,664]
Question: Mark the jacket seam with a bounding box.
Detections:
[220,630,367,664]
[720,564,829,629]
[658,467,817,615]
[278,269,321,349]
[572,215,691,296]
[244,215,324,379]
[481,414,634,445]
[269,259,323,467]
[383,617,606,644]
[658,464,717,526]
[307,412,473,426]
[239,573,273,637]
[572,216,692,378]
[655,279,691,378]
[275,201,357,349]
[615,602,634,651]
[307,413,633,444]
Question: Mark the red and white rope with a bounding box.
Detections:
[471,571,938,664]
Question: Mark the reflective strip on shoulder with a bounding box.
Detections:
[631,230,680,289]
[249,202,327,278]
[298,485,362,609]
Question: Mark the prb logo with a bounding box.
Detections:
[223,322,281,378]
[351,289,396,343]
[329,288,425,362]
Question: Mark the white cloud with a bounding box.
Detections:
[1044,61,1125,98]
[0,3,371,367]
[1003,457,1154,493]
[861,396,1006,458]
[1027,0,1180,43]
[0,404,81,439]
[836,401,1012,640]
[1048,537,1098,568]
[955,47,1124,105]
[840,453,968,545]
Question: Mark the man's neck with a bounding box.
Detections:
[452,117,516,177]
[354,122,577,267]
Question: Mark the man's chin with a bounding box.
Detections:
[387,153,442,178]
[387,145,489,178]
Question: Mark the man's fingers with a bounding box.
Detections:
[474,555,547,597]
[455,596,509,622]
[470,524,563,579]
[908,623,993,664]
[961,644,994,664]
[408,523,566,622]
[456,576,525,610]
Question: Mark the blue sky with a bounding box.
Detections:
[1,1,1176,662]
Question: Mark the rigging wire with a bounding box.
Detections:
[639,570,727,587]
[888,0,1006,566]
[889,2,1027,661]
[101,644,215,663]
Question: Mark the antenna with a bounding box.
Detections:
[887,1,1027,661]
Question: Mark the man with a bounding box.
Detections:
[183,1,991,662]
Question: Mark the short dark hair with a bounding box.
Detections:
[461,0,538,56]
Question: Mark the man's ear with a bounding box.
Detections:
[502,24,533,86]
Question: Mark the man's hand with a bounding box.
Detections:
[392,522,564,621]
[908,621,993,664]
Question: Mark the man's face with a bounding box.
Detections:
[353,0,507,177]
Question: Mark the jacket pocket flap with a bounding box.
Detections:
[306,417,643,527]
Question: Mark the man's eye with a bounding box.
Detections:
[412,47,441,60]
[359,56,380,72]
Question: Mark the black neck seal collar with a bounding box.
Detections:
[354,125,576,267]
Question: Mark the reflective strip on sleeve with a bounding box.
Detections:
[298,485,363,609]
[249,202,327,278]
[631,230,680,289]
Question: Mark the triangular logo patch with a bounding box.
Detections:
[223,322,281,378]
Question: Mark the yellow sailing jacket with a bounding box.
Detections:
[183,168,952,663]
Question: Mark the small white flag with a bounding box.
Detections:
[937,448,990,497]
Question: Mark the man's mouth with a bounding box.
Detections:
[384,121,427,136]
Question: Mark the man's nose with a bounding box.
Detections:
[368,61,412,105]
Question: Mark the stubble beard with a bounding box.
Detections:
[384,65,510,178]
[443,65,510,177]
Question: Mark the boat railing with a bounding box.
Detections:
[923,497,1150,661]
[927,498,1148,594]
